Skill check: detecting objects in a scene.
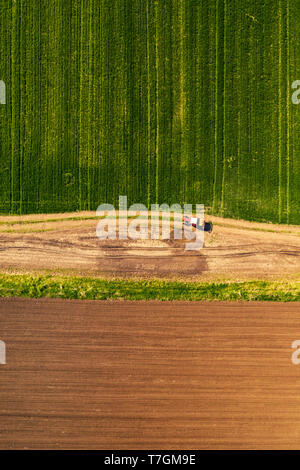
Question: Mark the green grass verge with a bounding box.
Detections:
[0,274,298,302]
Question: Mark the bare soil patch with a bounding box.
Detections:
[1,298,300,449]
[0,212,298,280]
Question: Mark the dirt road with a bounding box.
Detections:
[0,212,299,280]
[1,298,300,449]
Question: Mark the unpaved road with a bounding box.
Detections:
[1,298,300,449]
[0,212,299,280]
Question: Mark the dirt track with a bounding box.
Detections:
[1,298,300,449]
[0,212,299,280]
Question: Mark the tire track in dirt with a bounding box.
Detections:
[0,216,298,279]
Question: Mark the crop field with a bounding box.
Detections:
[0,0,299,223]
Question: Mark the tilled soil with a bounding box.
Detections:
[0,298,300,449]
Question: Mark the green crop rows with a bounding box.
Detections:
[0,0,299,223]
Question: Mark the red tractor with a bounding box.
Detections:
[182,216,213,233]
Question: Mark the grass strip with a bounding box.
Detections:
[0,274,298,302]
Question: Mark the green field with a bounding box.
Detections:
[0,0,299,223]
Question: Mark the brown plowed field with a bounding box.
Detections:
[1,298,300,449]
[0,212,298,280]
